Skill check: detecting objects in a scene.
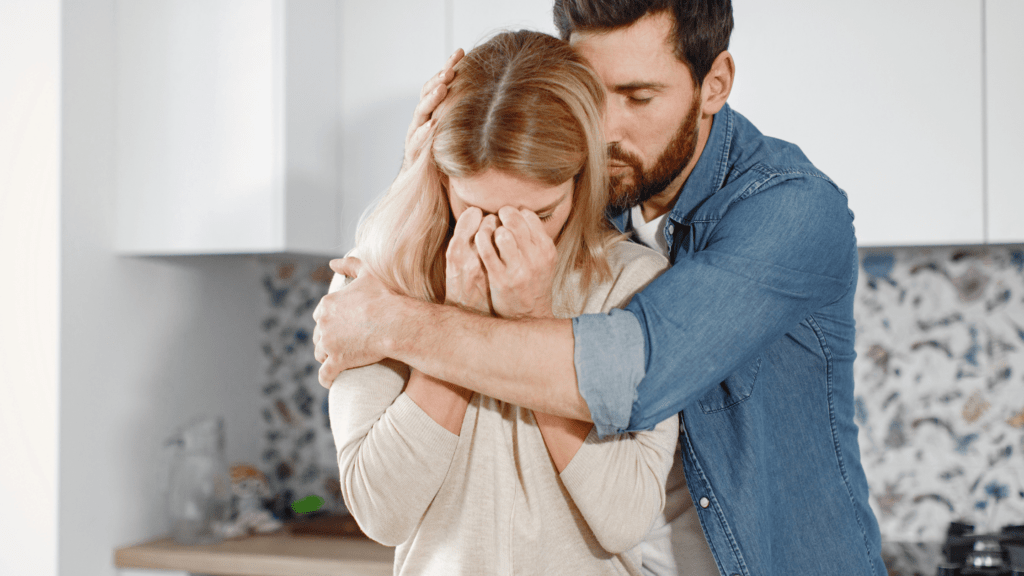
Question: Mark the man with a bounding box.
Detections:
[314,1,886,575]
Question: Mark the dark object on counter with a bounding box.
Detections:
[266,488,296,521]
[285,512,367,539]
[938,522,1024,575]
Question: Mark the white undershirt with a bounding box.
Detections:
[630,204,670,257]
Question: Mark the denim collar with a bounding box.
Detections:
[607,103,734,233]
[668,102,733,224]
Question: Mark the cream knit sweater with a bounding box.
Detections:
[329,241,678,575]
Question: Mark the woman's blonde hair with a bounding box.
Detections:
[355,30,616,311]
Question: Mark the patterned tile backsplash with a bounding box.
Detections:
[257,246,1024,539]
[855,245,1024,541]
[256,259,343,517]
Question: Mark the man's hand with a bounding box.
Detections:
[477,207,558,319]
[313,257,400,388]
[445,207,494,314]
[403,49,465,170]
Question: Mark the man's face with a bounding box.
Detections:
[570,11,703,214]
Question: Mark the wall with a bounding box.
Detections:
[0,1,60,574]
[0,2,271,575]
[58,3,265,574]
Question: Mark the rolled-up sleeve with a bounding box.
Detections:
[572,309,647,437]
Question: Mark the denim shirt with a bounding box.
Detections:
[573,104,886,576]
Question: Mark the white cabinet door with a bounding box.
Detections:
[451,0,559,53]
[115,0,339,255]
[729,0,985,247]
[985,0,1024,245]
[336,0,447,255]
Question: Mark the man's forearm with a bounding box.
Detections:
[383,294,593,422]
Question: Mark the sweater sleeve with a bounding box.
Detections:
[560,412,679,554]
[326,273,460,546]
[559,243,680,554]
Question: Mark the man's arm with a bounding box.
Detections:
[580,175,858,434]
[314,257,591,421]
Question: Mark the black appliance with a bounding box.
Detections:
[936,522,1024,575]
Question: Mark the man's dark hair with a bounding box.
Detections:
[553,0,733,86]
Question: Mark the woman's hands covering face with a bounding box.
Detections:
[445,207,493,314]
[478,207,557,319]
[447,206,558,319]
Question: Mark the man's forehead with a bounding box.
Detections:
[568,13,687,86]
[568,11,677,53]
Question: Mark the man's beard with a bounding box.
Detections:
[606,94,701,217]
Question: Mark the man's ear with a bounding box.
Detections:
[701,50,735,116]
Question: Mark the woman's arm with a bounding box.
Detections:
[327,274,460,546]
[540,241,678,553]
[559,413,680,554]
[404,368,472,435]
[532,413,591,472]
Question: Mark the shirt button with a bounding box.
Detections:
[699,497,710,508]
[668,223,675,234]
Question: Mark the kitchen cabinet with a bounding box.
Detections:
[985,0,1024,245]
[728,0,985,247]
[117,0,1013,253]
[115,0,340,255]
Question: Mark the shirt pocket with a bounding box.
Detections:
[697,355,762,414]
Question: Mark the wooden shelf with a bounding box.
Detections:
[114,530,393,576]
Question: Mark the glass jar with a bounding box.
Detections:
[165,416,230,545]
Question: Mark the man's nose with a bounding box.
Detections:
[603,100,626,144]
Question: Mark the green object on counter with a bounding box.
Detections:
[291,495,325,514]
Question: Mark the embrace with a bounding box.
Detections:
[313,1,886,575]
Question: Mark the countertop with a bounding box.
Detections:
[114,529,393,576]
[115,528,943,576]
[881,541,945,576]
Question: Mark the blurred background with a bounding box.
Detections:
[2,0,1022,575]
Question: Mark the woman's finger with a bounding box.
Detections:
[476,215,503,270]
[493,226,522,266]
[451,207,483,246]
[477,225,506,279]
[497,206,536,248]
[518,209,550,243]
[447,208,483,273]
[474,214,499,252]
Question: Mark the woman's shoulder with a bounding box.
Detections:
[580,240,670,314]
[605,239,670,280]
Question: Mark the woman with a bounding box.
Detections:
[328,30,678,575]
